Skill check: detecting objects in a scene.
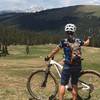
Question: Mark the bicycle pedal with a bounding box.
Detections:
[49,95,55,100]
[28,97,34,100]
[29,97,40,100]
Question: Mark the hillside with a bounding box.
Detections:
[0,5,100,30]
[0,5,100,46]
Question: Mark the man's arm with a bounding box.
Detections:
[45,40,63,61]
[47,46,61,58]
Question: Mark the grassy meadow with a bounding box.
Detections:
[0,44,100,100]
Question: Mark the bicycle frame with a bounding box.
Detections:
[49,59,90,91]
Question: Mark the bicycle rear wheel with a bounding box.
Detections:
[27,70,58,100]
[78,70,100,100]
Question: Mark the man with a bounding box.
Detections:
[45,23,90,100]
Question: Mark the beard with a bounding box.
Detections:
[67,34,75,43]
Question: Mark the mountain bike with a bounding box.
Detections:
[27,57,100,100]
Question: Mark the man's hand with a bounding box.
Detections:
[45,56,50,61]
[84,37,90,46]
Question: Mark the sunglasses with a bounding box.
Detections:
[65,31,74,35]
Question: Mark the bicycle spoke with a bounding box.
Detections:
[78,71,100,100]
[27,70,58,100]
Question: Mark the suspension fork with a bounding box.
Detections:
[41,64,52,87]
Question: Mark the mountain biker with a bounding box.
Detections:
[45,23,90,100]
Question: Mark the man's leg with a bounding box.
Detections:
[59,85,65,100]
[60,67,70,100]
[72,85,78,100]
[59,84,78,100]
[71,68,81,100]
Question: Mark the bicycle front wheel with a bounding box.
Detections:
[78,70,100,100]
[27,70,58,100]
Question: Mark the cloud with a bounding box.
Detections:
[0,0,100,11]
[59,0,72,7]
[59,0,100,6]
[0,0,32,11]
[88,0,100,4]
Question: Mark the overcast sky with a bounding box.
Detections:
[0,0,100,11]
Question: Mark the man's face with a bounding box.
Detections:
[65,31,75,42]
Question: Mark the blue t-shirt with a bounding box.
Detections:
[58,38,84,66]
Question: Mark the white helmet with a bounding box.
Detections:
[65,23,76,33]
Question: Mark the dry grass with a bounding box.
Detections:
[0,45,99,100]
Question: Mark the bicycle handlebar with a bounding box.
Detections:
[44,56,54,61]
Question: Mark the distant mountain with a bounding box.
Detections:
[0,5,100,46]
[0,5,100,31]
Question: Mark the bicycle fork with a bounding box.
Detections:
[41,64,55,100]
[41,64,51,87]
